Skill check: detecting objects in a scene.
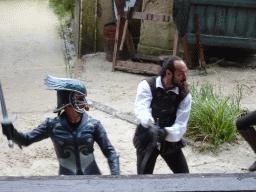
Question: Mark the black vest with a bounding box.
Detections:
[146,76,182,128]
[133,76,189,155]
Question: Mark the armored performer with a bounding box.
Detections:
[133,55,191,174]
[1,75,119,175]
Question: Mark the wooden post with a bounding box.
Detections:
[173,29,180,56]
[112,0,126,72]
[181,34,192,69]
[125,29,136,58]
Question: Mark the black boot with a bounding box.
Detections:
[238,128,256,172]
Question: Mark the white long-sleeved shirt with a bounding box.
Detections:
[134,76,191,142]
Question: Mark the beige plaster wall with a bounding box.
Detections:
[96,0,115,52]
[137,0,177,56]
[78,0,114,55]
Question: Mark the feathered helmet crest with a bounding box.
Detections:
[44,75,89,113]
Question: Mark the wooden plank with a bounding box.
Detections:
[114,0,125,12]
[73,0,81,57]
[195,5,206,33]
[234,8,248,37]
[215,6,227,36]
[173,29,180,56]
[205,5,216,35]
[1,173,256,191]
[246,10,256,38]
[122,11,173,23]
[226,7,237,37]
[194,12,206,69]
[190,0,256,9]
[112,15,121,71]
[115,60,161,75]
[132,54,161,63]
[112,0,126,72]
[181,35,192,69]
[186,34,256,49]
[187,4,196,33]
[125,29,136,57]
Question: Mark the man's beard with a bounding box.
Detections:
[171,76,187,88]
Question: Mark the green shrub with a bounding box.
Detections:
[48,0,75,20]
[186,81,249,149]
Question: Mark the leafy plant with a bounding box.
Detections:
[48,0,75,21]
[186,81,249,150]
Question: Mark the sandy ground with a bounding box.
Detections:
[2,53,256,176]
[78,53,256,176]
[1,0,256,177]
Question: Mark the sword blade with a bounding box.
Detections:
[0,81,8,119]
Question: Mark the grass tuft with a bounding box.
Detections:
[186,81,249,150]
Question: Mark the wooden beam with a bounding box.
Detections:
[112,0,126,72]
[173,29,180,56]
[132,54,161,63]
[190,0,256,9]
[182,34,192,69]
[0,173,256,191]
[186,34,256,49]
[125,29,136,57]
[122,11,174,22]
[115,60,161,75]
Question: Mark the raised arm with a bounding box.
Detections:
[1,118,51,148]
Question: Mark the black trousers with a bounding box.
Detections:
[136,147,189,174]
[236,110,256,131]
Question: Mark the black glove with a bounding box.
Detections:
[1,123,15,148]
[1,122,14,138]
[157,128,167,143]
[1,123,23,149]
[148,122,167,143]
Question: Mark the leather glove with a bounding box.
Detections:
[157,128,167,143]
[148,122,167,143]
[1,123,23,149]
[1,122,14,138]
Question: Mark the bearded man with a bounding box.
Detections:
[133,55,191,174]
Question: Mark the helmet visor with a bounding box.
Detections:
[70,92,88,113]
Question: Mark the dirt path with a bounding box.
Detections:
[0,0,67,176]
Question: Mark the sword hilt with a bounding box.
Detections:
[1,122,14,148]
[1,115,17,148]
[0,80,16,148]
